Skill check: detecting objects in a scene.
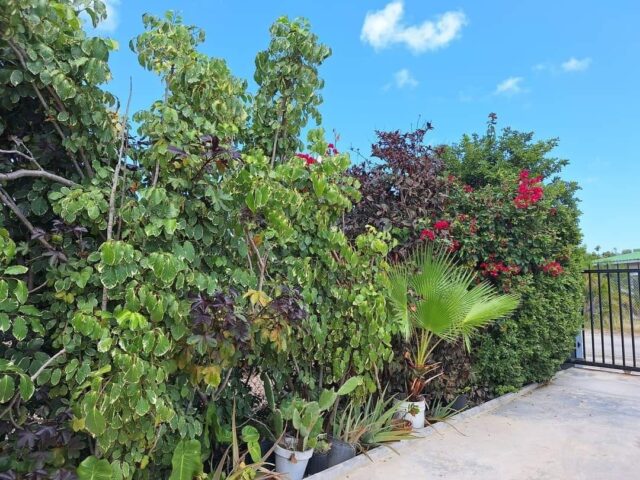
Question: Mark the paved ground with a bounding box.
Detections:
[341,368,640,480]
[582,330,639,367]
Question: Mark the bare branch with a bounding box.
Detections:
[0,149,37,165]
[30,348,66,382]
[0,188,61,256]
[0,169,76,187]
[102,78,132,311]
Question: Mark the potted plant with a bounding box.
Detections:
[387,246,520,429]
[262,375,363,480]
[330,390,416,466]
[305,435,331,476]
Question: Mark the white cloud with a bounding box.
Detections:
[96,0,121,33]
[361,1,467,53]
[561,57,592,72]
[393,68,418,88]
[495,76,524,95]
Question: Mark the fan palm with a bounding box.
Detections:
[387,246,519,399]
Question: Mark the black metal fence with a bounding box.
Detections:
[571,265,640,372]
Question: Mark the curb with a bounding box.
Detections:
[306,377,551,479]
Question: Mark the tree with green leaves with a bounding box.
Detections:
[0,3,395,478]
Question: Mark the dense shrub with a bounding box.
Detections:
[0,3,397,477]
[347,116,583,396]
[443,116,583,393]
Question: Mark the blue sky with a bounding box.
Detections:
[95,0,640,252]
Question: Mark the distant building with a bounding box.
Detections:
[594,251,640,269]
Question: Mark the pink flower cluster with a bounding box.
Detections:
[419,219,459,252]
[541,261,564,277]
[296,153,316,166]
[420,229,435,241]
[326,143,339,156]
[514,170,543,208]
[479,259,520,278]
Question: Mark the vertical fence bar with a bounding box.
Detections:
[628,265,637,367]
[588,271,596,362]
[607,267,616,364]
[597,271,605,363]
[616,265,626,366]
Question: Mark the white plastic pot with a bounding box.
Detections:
[274,443,314,480]
[395,398,426,429]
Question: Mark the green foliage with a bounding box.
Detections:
[168,440,202,480]
[443,117,583,394]
[248,16,331,163]
[387,246,519,399]
[0,1,583,477]
[0,3,395,477]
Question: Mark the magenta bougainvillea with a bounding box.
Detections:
[420,228,436,241]
[434,219,450,230]
[541,260,564,277]
[296,152,316,165]
[514,170,543,208]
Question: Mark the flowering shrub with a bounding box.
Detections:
[442,115,583,395]
[420,229,436,241]
[348,116,583,398]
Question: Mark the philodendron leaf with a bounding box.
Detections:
[168,439,203,480]
[318,389,337,411]
[77,456,113,480]
[336,376,364,396]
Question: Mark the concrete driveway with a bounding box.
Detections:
[583,329,639,367]
[337,368,640,480]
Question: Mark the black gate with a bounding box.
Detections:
[571,265,640,372]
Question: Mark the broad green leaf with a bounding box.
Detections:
[85,407,106,436]
[77,456,113,480]
[318,389,337,411]
[18,374,35,401]
[12,316,28,341]
[0,280,8,302]
[336,376,364,396]
[9,70,23,86]
[0,375,15,403]
[14,280,28,304]
[135,397,150,416]
[241,425,259,443]
[4,265,28,275]
[168,440,203,480]
[153,334,171,356]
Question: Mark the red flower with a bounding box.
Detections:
[296,153,316,165]
[541,261,564,277]
[514,170,544,208]
[448,240,461,253]
[420,229,435,241]
[463,184,474,193]
[325,143,339,156]
[434,220,450,230]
